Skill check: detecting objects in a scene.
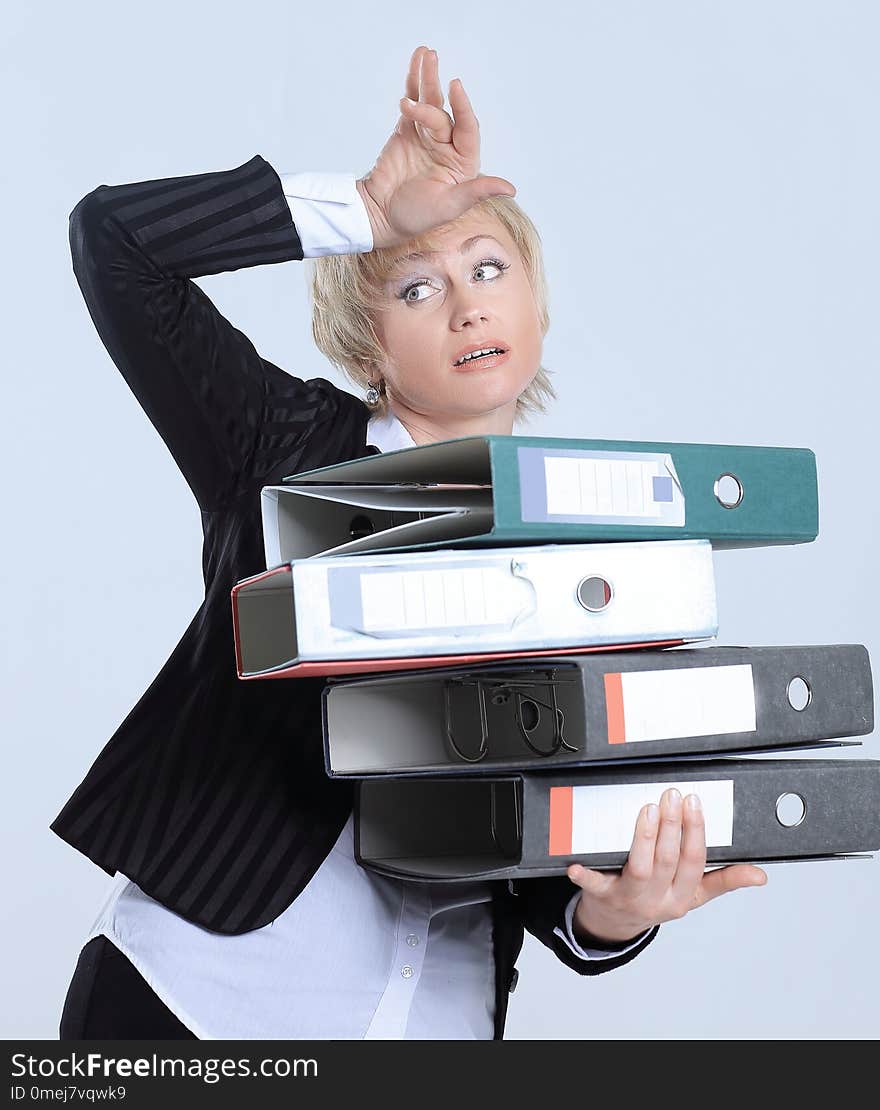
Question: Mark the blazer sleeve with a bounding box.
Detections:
[510,875,660,976]
[68,154,358,512]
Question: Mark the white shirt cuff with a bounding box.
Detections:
[553,891,652,961]
[279,171,373,257]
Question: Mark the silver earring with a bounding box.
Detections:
[365,382,381,406]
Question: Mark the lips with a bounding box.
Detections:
[451,349,511,373]
[451,340,510,368]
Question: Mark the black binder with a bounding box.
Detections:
[323,645,872,776]
[354,758,880,881]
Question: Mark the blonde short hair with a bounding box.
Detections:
[307,194,554,423]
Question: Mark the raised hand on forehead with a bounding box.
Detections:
[357,45,517,250]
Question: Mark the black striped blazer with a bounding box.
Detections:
[51,154,657,1038]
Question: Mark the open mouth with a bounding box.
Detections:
[452,346,509,367]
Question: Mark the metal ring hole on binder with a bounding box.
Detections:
[775,792,807,828]
[444,672,579,762]
[786,676,812,712]
[576,576,613,612]
[714,473,744,509]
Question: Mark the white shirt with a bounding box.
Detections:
[84,174,647,1041]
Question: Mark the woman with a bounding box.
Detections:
[55,45,766,1040]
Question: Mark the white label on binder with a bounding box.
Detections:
[544,455,674,518]
[359,567,520,632]
[569,779,734,854]
[610,664,757,743]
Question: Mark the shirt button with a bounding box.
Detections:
[401,965,414,979]
[405,934,420,948]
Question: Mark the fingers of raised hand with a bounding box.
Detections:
[398,49,479,171]
[404,46,428,103]
[397,46,427,138]
[418,48,445,109]
[447,78,480,160]
[399,97,453,144]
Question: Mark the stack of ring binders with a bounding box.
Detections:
[231,434,879,881]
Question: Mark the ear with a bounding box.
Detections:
[356,359,377,388]
[363,351,388,376]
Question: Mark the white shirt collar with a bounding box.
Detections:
[365,409,416,454]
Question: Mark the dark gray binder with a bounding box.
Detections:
[322,645,872,777]
[354,759,880,881]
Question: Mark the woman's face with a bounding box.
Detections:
[371,210,544,422]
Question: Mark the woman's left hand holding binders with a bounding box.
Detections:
[566,788,769,945]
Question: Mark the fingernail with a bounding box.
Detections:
[665,788,682,811]
[685,793,702,813]
[645,804,659,827]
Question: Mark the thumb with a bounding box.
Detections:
[699,864,768,906]
[449,174,517,215]
[566,863,612,898]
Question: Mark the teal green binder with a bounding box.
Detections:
[261,435,818,562]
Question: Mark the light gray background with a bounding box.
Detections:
[2,0,877,1039]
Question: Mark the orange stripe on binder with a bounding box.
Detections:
[604,671,627,744]
[548,786,573,855]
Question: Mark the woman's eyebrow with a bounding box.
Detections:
[392,234,503,265]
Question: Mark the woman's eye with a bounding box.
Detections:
[402,281,435,303]
[473,259,508,281]
[398,259,509,303]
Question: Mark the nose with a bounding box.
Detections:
[450,290,492,331]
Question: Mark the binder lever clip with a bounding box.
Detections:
[443,672,579,763]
